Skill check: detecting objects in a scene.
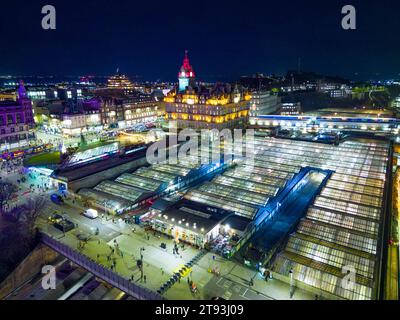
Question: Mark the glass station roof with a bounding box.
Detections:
[94,180,146,203]
[76,133,388,301]
[78,188,133,212]
[116,173,162,192]
[265,137,388,300]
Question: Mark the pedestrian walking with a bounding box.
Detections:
[144,275,147,283]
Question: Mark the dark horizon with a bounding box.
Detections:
[0,70,393,85]
[1,0,400,82]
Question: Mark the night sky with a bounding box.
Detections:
[1,0,399,81]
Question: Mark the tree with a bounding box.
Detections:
[0,225,24,264]
[80,133,87,148]
[0,200,42,282]
[18,196,46,242]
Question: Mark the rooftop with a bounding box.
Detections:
[154,200,232,235]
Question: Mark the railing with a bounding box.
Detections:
[41,233,164,300]
[228,167,332,260]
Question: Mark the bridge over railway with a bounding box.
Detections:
[40,233,164,300]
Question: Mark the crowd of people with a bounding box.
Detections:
[0,157,23,174]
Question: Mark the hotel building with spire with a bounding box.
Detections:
[165,51,250,129]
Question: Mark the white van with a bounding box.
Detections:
[83,208,98,219]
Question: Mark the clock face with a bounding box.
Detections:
[179,78,189,91]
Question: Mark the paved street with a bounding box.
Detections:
[0,161,53,210]
[37,197,200,293]
[387,170,400,300]
[36,196,315,300]
[164,252,315,300]
[36,130,97,148]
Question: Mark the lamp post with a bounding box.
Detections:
[104,200,109,219]
[289,269,294,298]
[276,201,281,213]
[139,247,145,281]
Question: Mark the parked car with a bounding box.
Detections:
[53,217,75,233]
[82,208,98,219]
[50,193,64,205]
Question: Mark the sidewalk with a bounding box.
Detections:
[165,252,315,300]
[1,164,53,210]
[37,198,317,300]
[38,211,317,300]
[38,215,200,294]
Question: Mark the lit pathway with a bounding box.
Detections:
[37,199,199,293]
[386,168,399,300]
[164,252,315,300]
[386,245,399,300]
[37,197,316,300]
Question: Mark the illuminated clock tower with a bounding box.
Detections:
[178,50,195,92]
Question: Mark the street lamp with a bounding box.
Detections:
[104,200,109,218]
[289,269,294,298]
[139,247,145,281]
[140,247,145,258]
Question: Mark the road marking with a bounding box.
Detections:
[223,280,231,289]
[222,290,232,300]
[216,278,224,287]
[240,293,250,300]
[232,284,241,293]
